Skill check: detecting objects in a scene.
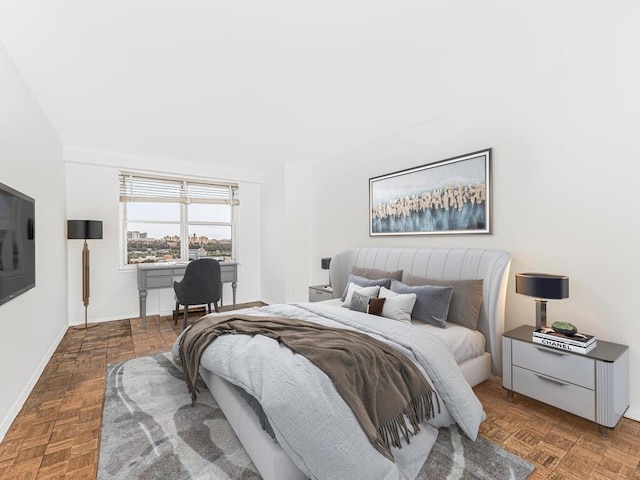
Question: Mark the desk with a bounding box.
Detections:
[137,261,238,329]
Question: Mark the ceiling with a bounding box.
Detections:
[0,1,621,171]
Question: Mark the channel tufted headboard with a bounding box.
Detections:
[329,247,511,375]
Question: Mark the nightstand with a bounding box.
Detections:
[308,285,334,302]
[502,325,629,435]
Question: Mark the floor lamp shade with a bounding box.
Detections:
[67,220,103,240]
[67,220,103,329]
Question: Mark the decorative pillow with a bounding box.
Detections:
[349,291,387,316]
[349,291,374,313]
[367,297,386,316]
[390,279,453,328]
[403,274,484,330]
[341,275,392,301]
[378,287,417,324]
[351,266,403,281]
[342,284,381,307]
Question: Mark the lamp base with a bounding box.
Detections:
[72,304,98,330]
[535,299,548,329]
[72,323,99,330]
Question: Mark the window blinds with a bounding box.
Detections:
[119,172,239,205]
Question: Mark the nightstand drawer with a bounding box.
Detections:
[513,366,595,421]
[512,339,595,389]
[309,286,334,302]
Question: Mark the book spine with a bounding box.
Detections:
[532,336,594,354]
[532,331,595,347]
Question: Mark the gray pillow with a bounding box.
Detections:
[403,274,484,330]
[390,280,453,328]
[349,291,375,313]
[341,274,392,301]
[351,266,403,281]
[349,291,387,316]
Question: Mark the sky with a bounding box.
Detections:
[126,203,232,240]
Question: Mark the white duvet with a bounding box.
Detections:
[180,302,486,480]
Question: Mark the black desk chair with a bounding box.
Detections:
[173,258,221,330]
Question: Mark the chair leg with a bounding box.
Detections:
[183,305,189,330]
[207,303,211,314]
[214,301,219,313]
[174,302,179,325]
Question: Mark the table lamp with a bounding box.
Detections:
[321,257,331,290]
[68,220,103,329]
[515,272,569,329]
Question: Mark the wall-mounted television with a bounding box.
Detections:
[0,182,35,306]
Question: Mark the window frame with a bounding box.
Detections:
[118,172,238,269]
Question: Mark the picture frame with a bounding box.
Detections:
[369,149,491,236]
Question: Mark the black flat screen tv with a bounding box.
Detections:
[0,182,35,306]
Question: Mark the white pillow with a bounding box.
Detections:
[378,286,417,323]
[341,284,381,307]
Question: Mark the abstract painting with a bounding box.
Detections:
[370,149,491,235]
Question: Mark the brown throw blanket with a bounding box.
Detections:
[179,314,438,462]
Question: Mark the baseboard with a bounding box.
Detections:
[0,324,68,442]
[68,306,215,326]
[68,313,136,326]
[624,407,640,422]
[68,311,174,326]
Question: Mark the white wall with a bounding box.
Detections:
[64,147,263,324]
[0,41,66,441]
[260,163,312,304]
[284,163,312,303]
[306,22,640,420]
[260,165,286,304]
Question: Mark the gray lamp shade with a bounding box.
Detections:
[515,273,569,299]
[67,220,103,240]
[321,257,331,270]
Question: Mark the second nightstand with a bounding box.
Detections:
[308,284,334,302]
[502,325,629,435]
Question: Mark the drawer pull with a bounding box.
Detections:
[534,372,569,387]
[535,346,569,357]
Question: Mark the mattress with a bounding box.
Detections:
[318,298,486,364]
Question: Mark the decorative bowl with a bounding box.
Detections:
[551,321,578,336]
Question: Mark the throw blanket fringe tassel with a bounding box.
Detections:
[375,391,440,461]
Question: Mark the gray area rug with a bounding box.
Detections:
[98,353,535,479]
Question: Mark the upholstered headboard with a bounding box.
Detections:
[329,247,511,375]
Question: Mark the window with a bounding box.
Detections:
[119,172,239,266]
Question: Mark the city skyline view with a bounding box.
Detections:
[126,232,232,264]
[124,202,233,263]
[126,223,232,241]
[125,202,231,236]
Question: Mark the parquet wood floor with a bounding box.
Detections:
[0,306,638,479]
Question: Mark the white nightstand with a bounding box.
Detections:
[308,285,334,302]
[502,325,629,435]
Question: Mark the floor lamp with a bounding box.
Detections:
[67,220,103,329]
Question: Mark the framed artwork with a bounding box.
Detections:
[369,149,491,236]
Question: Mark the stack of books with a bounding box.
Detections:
[533,328,596,354]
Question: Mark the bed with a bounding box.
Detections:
[183,246,511,480]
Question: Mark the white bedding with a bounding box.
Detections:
[318,299,486,364]
[181,302,486,480]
